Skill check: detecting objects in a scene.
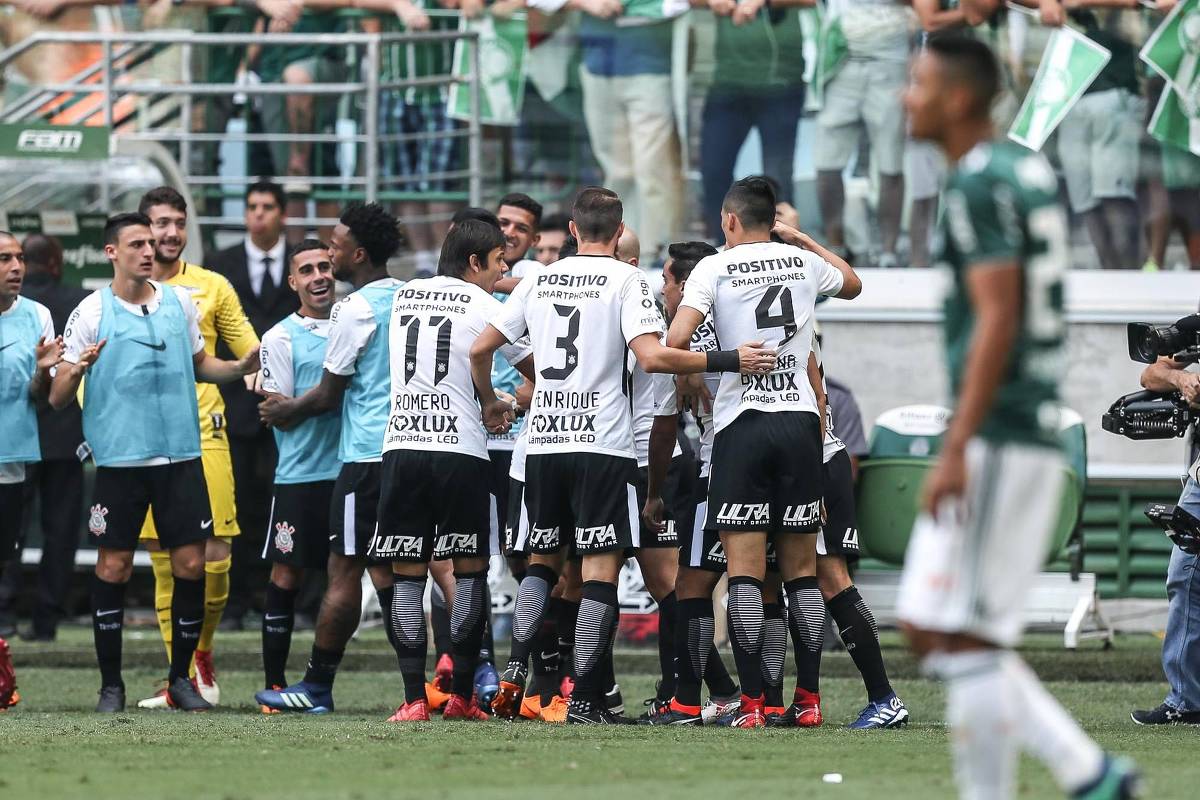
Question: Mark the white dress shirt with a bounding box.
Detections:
[245,237,287,298]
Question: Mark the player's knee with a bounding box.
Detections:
[675,567,717,600]
[816,556,852,600]
[270,563,303,591]
[206,537,232,562]
[96,551,134,584]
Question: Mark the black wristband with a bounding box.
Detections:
[706,349,740,373]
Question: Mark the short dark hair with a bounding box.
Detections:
[571,187,622,243]
[559,234,578,260]
[438,219,506,279]
[666,241,719,284]
[540,212,570,234]
[451,206,501,230]
[340,202,401,266]
[138,186,187,217]
[21,233,62,271]
[289,238,329,271]
[104,212,152,245]
[245,179,286,209]
[926,34,1001,115]
[722,176,776,231]
[497,193,544,229]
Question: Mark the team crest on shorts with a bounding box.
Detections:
[88,505,109,536]
[274,522,296,554]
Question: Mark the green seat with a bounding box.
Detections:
[856,405,1086,567]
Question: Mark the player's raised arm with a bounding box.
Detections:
[770,221,863,300]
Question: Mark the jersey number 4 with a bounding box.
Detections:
[399,314,452,385]
[755,284,797,344]
[540,304,581,380]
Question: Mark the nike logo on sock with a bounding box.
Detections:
[201,519,213,530]
[540,651,558,660]
[264,614,290,621]
[178,618,202,626]
[132,339,167,351]
[95,609,122,617]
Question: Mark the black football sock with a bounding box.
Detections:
[387,574,427,703]
[507,563,556,670]
[704,645,738,698]
[573,580,619,705]
[168,575,205,683]
[656,591,678,701]
[478,584,496,665]
[450,571,487,699]
[762,600,787,708]
[376,584,398,651]
[828,585,893,702]
[784,576,826,694]
[556,597,579,683]
[303,645,344,686]
[674,597,714,708]
[262,582,298,688]
[431,584,453,659]
[530,611,561,702]
[91,575,126,689]
[726,576,765,698]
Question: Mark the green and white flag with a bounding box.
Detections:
[1141,0,1200,117]
[1149,83,1200,155]
[448,12,528,127]
[809,4,848,111]
[621,0,689,20]
[1008,26,1110,152]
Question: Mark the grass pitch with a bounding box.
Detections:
[1,632,1195,800]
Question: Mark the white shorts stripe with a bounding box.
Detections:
[343,490,356,556]
[627,483,640,549]
[488,494,500,556]
[514,491,530,552]
[690,500,707,567]
[262,496,277,559]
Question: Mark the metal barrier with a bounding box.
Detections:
[0,24,484,229]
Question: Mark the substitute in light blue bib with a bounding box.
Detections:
[275,315,342,483]
[0,298,44,464]
[340,280,399,463]
[83,286,202,466]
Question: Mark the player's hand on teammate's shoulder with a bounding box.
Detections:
[35,336,64,371]
[676,372,713,416]
[770,220,819,252]
[735,340,776,375]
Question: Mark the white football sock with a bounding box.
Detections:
[1001,652,1104,793]
[940,650,1019,800]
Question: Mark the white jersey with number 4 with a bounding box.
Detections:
[681,240,843,434]
[492,256,665,459]
[384,275,531,461]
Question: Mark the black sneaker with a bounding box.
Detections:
[637,696,671,722]
[604,683,624,715]
[167,676,213,712]
[638,700,702,726]
[1130,703,1200,725]
[96,685,126,713]
[567,697,632,725]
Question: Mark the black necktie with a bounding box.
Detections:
[260,255,277,306]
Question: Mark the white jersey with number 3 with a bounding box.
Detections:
[492,256,666,459]
[681,241,843,434]
[384,275,531,460]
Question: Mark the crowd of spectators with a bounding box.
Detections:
[0,0,1197,271]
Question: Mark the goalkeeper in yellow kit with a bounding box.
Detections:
[133,187,259,708]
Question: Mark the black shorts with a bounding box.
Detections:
[0,482,23,559]
[523,452,638,556]
[264,480,336,570]
[88,460,212,551]
[818,449,860,558]
[679,475,778,573]
[706,411,823,535]
[489,448,512,552]
[371,450,494,563]
[634,455,696,549]
[329,461,385,561]
[504,477,529,558]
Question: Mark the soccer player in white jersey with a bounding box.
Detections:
[374,220,533,723]
[255,241,341,705]
[472,187,776,724]
[808,335,908,729]
[666,177,862,727]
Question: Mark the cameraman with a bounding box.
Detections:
[1132,356,1200,725]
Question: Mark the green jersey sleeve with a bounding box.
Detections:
[942,168,1023,268]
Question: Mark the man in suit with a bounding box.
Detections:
[210,180,298,629]
[0,234,89,641]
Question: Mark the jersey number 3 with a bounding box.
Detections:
[540,304,581,380]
